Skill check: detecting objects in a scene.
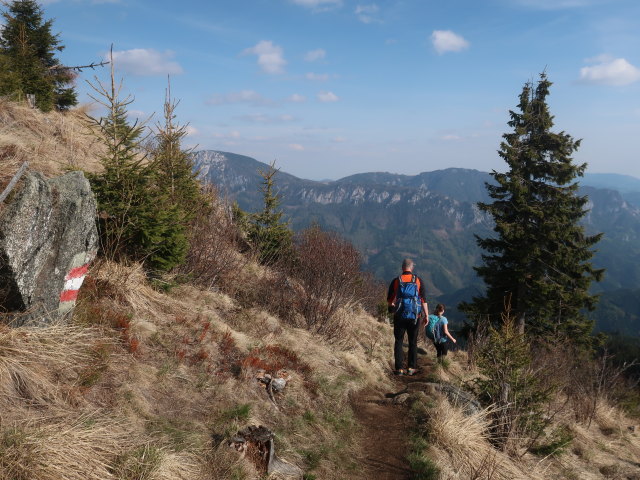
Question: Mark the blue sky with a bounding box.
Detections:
[37,0,640,180]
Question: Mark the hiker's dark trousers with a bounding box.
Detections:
[394,317,419,370]
[434,341,449,358]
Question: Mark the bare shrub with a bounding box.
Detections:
[559,346,639,426]
[293,225,362,339]
[174,185,247,290]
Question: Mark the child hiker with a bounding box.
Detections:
[425,303,456,360]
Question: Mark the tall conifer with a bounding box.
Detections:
[87,55,183,271]
[248,162,293,266]
[461,74,604,345]
[148,81,205,270]
[0,0,77,110]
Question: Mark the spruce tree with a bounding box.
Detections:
[0,0,77,111]
[248,162,293,266]
[87,57,183,271]
[148,81,204,270]
[461,73,604,346]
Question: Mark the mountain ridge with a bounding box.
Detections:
[195,150,640,336]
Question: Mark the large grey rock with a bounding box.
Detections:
[0,171,97,323]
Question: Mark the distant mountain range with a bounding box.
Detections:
[194,150,640,337]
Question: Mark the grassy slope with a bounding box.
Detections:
[1,100,638,479]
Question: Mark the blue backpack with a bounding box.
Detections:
[425,314,439,341]
[395,275,421,323]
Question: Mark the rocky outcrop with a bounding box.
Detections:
[0,171,98,324]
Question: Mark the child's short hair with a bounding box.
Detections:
[435,303,445,313]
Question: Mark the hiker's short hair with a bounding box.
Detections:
[435,303,445,313]
[402,258,414,271]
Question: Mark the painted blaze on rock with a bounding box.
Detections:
[0,171,98,323]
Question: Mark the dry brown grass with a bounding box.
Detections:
[420,353,640,480]
[0,98,103,185]
[69,259,396,479]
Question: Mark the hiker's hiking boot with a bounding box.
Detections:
[407,368,417,376]
[394,369,406,376]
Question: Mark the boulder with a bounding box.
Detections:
[0,171,97,323]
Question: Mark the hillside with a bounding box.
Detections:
[1,102,640,479]
[194,150,640,336]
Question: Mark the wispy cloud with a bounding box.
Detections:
[207,90,273,106]
[431,30,469,54]
[111,48,183,75]
[213,130,241,139]
[290,0,342,10]
[304,48,326,62]
[306,72,330,81]
[317,91,339,102]
[289,143,305,151]
[185,125,199,137]
[509,0,611,9]
[242,40,286,74]
[441,134,462,141]
[287,93,307,103]
[355,4,381,23]
[579,55,640,86]
[236,113,297,124]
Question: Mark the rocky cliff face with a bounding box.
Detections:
[0,171,98,324]
[193,150,640,293]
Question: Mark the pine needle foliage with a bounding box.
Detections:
[86,56,184,271]
[475,303,553,452]
[0,0,77,111]
[247,162,293,266]
[461,73,604,347]
[151,80,202,219]
[147,81,205,271]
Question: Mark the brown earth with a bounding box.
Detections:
[352,345,438,479]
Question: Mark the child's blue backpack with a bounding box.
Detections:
[425,314,439,341]
[396,275,421,323]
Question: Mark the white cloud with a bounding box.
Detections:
[289,143,305,151]
[207,90,273,106]
[317,91,339,102]
[213,130,241,139]
[242,40,286,74]
[579,57,640,86]
[441,134,462,141]
[287,93,307,103]
[111,49,183,76]
[510,0,610,9]
[431,30,470,54]
[290,0,342,9]
[306,72,330,81]
[355,4,381,24]
[304,48,326,62]
[237,113,297,124]
[185,125,199,137]
[334,136,347,142]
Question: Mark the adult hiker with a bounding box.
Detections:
[387,258,428,375]
[426,303,457,360]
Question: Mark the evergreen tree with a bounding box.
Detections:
[461,73,604,345]
[152,81,203,219]
[148,81,205,270]
[248,162,293,266]
[475,305,553,451]
[0,0,77,111]
[87,57,183,271]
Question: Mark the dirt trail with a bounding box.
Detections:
[352,350,436,480]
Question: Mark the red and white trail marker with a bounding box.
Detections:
[59,264,89,303]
